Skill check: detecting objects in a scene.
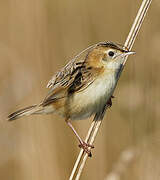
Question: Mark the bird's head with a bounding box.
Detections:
[87,42,135,71]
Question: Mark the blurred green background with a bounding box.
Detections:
[0,0,160,179]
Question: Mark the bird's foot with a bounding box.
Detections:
[107,95,115,108]
[78,141,94,157]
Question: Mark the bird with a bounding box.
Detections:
[8,41,135,156]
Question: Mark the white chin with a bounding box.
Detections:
[106,61,122,70]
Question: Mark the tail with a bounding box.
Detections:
[7,104,44,121]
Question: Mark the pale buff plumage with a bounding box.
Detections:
[8,41,133,121]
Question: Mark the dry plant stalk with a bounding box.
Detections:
[69,0,152,179]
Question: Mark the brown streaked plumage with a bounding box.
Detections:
[8,41,135,156]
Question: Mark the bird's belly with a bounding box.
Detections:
[69,74,116,120]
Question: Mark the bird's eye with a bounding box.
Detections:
[108,51,115,57]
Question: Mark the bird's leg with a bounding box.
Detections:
[107,95,115,107]
[65,119,94,157]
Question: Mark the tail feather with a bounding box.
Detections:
[8,104,42,121]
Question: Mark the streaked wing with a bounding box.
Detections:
[42,44,99,106]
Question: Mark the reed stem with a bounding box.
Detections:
[69,0,152,179]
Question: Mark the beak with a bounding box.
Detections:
[120,51,136,57]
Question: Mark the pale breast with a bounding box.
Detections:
[69,71,116,120]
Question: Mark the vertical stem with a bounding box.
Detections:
[69,0,152,179]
